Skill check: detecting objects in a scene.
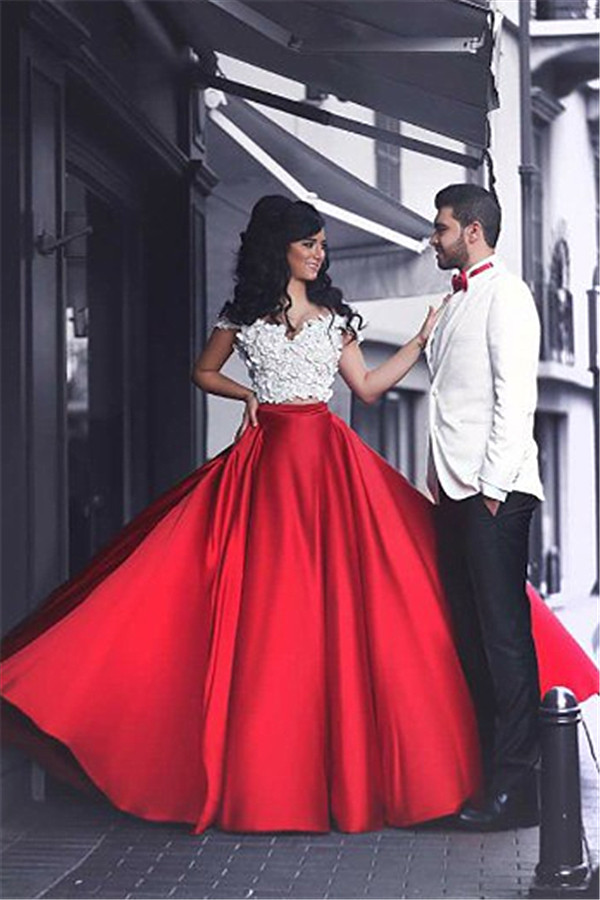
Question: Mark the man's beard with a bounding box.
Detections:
[435,234,469,271]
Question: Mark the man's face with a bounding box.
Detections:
[430,206,469,271]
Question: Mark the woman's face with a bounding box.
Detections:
[286,229,327,281]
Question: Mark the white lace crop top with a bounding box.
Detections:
[215,312,363,404]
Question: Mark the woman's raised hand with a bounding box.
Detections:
[235,393,259,442]
[417,301,446,348]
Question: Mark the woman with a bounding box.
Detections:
[1,196,597,834]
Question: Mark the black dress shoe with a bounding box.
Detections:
[456,783,539,832]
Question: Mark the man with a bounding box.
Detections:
[427,183,544,830]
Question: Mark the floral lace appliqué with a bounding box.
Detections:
[214,313,362,404]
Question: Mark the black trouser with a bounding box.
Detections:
[436,488,541,795]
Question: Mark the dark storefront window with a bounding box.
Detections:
[547,239,575,364]
[533,0,599,19]
[65,174,127,576]
[352,388,416,483]
[529,413,563,596]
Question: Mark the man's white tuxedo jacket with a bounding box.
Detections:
[425,258,545,503]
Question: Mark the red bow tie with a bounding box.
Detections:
[451,261,493,294]
[451,270,468,293]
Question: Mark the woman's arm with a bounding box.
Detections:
[192,327,250,400]
[192,327,259,433]
[339,306,439,405]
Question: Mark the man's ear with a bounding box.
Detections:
[465,221,483,244]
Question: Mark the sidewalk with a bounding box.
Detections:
[1,699,598,900]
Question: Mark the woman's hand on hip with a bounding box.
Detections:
[235,393,259,441]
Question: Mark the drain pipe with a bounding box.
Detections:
[519,0,536,292]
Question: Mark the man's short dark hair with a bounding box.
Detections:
[434,184,501,248]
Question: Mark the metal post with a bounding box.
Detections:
[530,687,590,897]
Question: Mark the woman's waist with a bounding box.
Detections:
[257,401,329,418]
[254,402,334,462]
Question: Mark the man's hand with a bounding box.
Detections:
[235,393,259,441]
[482,495,501,517]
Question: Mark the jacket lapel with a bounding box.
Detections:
[425,310,443,373]
[431,293,472,375]
[429,259,500,378]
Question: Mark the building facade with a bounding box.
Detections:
[1,0,597,809]
[0,0,216,804]
[528,2,599,607]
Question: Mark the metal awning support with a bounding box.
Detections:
[209,105,426,253]
[196,68,483,169]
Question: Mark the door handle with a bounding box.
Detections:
[35,226,93,256]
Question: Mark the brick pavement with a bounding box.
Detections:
[1,703,598,900]
[1,794,541,900]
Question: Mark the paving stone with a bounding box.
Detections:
[327,891,368,899]
[288,887,327,898]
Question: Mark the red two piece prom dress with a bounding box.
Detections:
[1,403,598,833]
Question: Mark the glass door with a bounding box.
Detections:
[65,173,128,575]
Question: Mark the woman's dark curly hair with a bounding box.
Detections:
[219,195,363,340]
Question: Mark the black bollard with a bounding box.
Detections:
[530,686,591,897]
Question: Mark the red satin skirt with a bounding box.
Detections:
[1,403,598,833]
